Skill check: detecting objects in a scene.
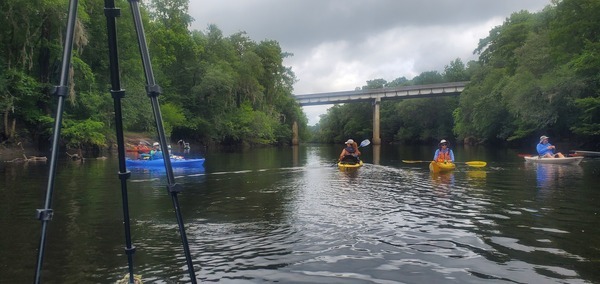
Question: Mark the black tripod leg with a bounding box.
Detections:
[127,0,198,282]
[34,0,78,283]
[104,1,136,283]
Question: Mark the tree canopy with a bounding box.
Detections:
[314,0,599,148]
[0,0,308,151]
[1,0,598,150]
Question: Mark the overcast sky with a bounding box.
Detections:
[188,0,552,125]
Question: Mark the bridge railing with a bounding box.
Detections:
[295,81,469,106]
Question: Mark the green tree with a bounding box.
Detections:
[61,118,106,150]
[444,58,469,82]
[571,97,600,138]
[475,10,536,73]
[0,0,66,142]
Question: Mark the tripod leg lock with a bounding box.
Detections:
[51,85,68,97]
[111,89,126,99]
[125,245,136,255]
[118,170,131,180]
[168,183,183,193]
[36,209,54,221]
[145,84,162,98]
[104,7,121,17]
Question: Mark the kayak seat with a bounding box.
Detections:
[340,155,360,164]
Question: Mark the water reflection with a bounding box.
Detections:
[372,144,380,165]
[529,163,584,189]
[466,169,486,178]
[129,166,206,183]
[466,169,487,187]
[430,172,455,197]
[338,166,360,179]
[292,145,299,167]
[2,145,599,283]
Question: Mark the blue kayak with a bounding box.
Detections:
[126,158,205,168]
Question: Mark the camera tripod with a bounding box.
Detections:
[34,0,198,283]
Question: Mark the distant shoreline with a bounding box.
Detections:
[0,143,42,161]
[0,132,155,162]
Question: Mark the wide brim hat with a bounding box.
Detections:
[539,135,549,142]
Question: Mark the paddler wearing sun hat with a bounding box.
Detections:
[433,139,455,163]
[338,139,361,163]
[536,135,564,158]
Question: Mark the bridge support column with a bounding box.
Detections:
[292,121,299,145]
[372,98,381,145]
[373,144,381,165]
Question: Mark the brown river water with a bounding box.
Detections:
[1,144,599,283]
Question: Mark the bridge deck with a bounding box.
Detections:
[295,81,468,106]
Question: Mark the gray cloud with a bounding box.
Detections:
[189,0,551,124]
[191,1,549,48]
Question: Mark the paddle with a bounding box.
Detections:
[401,160,430,163]
[402,160,487,168]
[358,139,370,148]
[464,161,487,167]
[332,139,371,166]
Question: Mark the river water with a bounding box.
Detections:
[1,144,599,283]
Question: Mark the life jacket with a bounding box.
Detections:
[436,149,452,162]
[150,150,162,160]
[345,146,356,154]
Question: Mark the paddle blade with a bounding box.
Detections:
[465,161,487,167]
[359,139,371,147]
[402,160,428,163]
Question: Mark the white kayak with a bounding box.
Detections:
[524,156,583,165]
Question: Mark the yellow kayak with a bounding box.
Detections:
[338,160,363,171]
[429,161,456,173]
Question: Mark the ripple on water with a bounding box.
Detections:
[120,160,594,283]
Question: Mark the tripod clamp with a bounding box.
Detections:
[36,209,54,221]
[146,84,162,98]
[51,85,69,97]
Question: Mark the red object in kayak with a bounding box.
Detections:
[126,145,151,153]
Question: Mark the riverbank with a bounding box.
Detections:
[0,141,42,162]
[0,132,155,162]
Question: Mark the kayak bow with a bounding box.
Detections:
[429,161,456,173]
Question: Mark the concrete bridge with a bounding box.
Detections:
[292,81,469,145]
